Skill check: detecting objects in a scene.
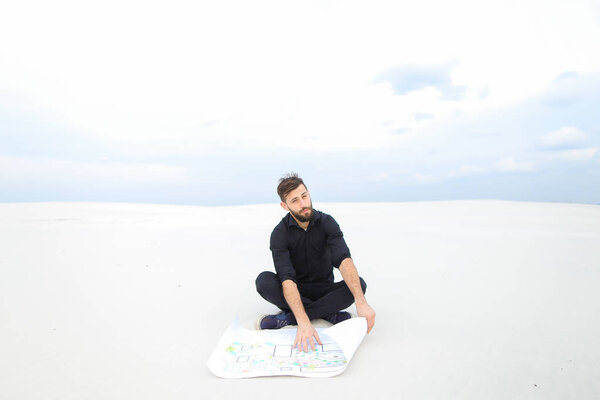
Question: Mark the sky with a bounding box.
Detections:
[1,0,599,205]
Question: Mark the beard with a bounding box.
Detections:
[290,205,314,222]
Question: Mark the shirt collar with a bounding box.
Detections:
[286,209,321,229]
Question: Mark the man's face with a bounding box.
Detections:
[282,184,313,222]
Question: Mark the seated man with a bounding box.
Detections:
[255,173,376,352]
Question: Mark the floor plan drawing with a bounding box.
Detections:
[207,317,367,378]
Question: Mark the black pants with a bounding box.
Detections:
[255,271,367,323]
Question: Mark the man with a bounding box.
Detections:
[255,173,376,353]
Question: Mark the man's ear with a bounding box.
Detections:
[280,201,289,211]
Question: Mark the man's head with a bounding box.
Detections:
[277,173,314,223]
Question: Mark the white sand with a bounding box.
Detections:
[1,200,599,399]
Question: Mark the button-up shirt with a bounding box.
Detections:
[270,209,352,285]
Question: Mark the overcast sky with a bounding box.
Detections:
[1,0,599,205]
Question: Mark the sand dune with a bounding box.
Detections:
[1,200,599,399]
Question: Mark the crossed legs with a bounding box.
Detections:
[255,271,367,323]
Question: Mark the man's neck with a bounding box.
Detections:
[291,215,309,230]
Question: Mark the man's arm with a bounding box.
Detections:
[339,257,376,333]
[270,228,320,352]
[282,280,322,352]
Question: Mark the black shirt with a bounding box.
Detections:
[270,209,352,286]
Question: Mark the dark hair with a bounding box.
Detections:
[277,173,307,202]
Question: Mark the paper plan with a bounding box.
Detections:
[207,317,367,378]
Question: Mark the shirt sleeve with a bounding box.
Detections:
[323,215,352,268]
[269,227,297,284]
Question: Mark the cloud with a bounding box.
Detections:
[0,156,190,184]
[553,71,580,83]
[412,174,439,184]
[373,64,467,101]
[412,160,534,185]
[540,126,587,149]
[367,173,391,182]
[542,71,587,108]
[538,126,597,162]
[409,165,488,184]
[446,165,489,177]
[393,127,410,135]
[549,148,598,162]
[412,112,435,121]
[495,158,536,173]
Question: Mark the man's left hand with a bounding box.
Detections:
[356,302,376,333]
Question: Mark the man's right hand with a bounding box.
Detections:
[293,321,322,352]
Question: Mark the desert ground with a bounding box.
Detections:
[1,200,599,399]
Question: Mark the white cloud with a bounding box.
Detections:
[0,156,189,184]
[549,148,598,162]
[446,165,489,177]
[412,174,439,184]
[495,158,536,172]
[538,127,597,162]
[372,63,467,100]
[412,160,533,184]
[540,127,587,149]
[1,0,599,155]
[367,173,391,182]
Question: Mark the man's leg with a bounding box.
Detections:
[301,278,367,320]
[256,271,367,322]
[255,271,314,321]
[255,271,290,311]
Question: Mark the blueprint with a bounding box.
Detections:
[207,317,367,378]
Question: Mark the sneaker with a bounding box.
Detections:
[322,311,352,325]
[256,311,293,330]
